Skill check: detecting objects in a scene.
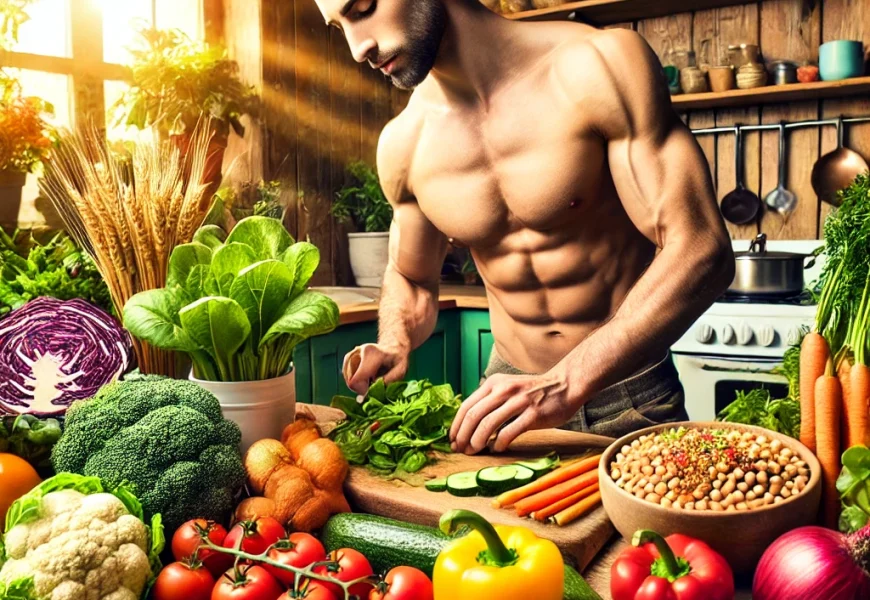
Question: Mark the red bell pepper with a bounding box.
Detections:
[611,529,734,600]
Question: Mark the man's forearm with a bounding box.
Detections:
[557,239,734,400]
[377,262,440,355]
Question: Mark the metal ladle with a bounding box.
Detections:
[764,122,798,216]
[811,116,869,207]
[721,126,762,225]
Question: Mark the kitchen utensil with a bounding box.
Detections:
[680,67,708,94]
[819,40,865,81]
[708,66,736,92]
[721,127,762,225]
[769,60,798,85]
[599,421,821,575]
[736,62,768,89]
[729,233,813,296]
[728,44,761,68]
[764,123,798,215]
[811,116,870,206]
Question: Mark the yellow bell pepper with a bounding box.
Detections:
[433,509,564,600]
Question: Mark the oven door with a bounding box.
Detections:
[673,353,788,422]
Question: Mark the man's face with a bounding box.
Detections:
[317,0,447,89]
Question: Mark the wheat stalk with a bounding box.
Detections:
[40,121,216,376]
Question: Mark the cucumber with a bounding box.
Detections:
[515,455,560,478]
[446,470,481,497]
[512,464,536,485]
[320,513,601,600]
[476,465,519,495]
[424,477,448,492]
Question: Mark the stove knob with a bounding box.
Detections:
[786,327,803,347]
[721,324,736,345]
[758,325,776,347]
[695,324,715,344]
[737,323,754,346]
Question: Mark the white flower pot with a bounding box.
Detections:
[190,369,296,454]
[348,232,389,287]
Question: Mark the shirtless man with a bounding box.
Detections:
[316,0,736,454]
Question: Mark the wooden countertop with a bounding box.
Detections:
[314,285,489,325]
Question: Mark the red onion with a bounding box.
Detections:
[753,525,870,600]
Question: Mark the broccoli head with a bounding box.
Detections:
[52,377,246,531]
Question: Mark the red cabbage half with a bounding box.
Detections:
[0,297,131,416]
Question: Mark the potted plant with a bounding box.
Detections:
[122,215,340,451]
[331,161,393,287]
[111,26,258,190]
[0,74,53,227]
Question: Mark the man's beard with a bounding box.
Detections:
[385,0,446,90]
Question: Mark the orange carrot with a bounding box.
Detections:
[550,490,602,527]
[838,354,854,451]
[815,359,843,529]
[800,332,830,453]
[491,453,601,509]
[515,470,598,517]
[849,363,870,448]
[530,483,600,522]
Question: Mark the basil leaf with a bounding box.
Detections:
[331,395,366,419]
[370,453,397,471]
[398,449,428,473]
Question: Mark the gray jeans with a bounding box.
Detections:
[482,349,689,439]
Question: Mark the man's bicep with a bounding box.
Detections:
[388,201,449,287]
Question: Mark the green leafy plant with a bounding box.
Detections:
[0,414,62,476]
[716,388,801,439]
[837,445,870,533]
[330,378,462,475]
[331,161,393,233]
[111,26,257,138]
[122,216,339,382]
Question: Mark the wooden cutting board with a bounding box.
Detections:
[301,404,617,572]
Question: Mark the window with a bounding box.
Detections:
[1,0,204,224]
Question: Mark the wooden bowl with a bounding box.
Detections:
[598,421,821,575]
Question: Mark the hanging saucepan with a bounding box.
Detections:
[728,233,814,297]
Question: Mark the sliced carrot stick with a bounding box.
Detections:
[815,359,843,529]
[800,332,830,453]
[849,363,870,448]
[838,354,854,451]
[530,483,600,522]
[515,470,598,517]
[491,453,601,509]
[550,490,602,527]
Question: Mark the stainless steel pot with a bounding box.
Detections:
[729,233,812,296]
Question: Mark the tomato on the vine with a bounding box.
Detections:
[223,516,286,556]
[172,519,233,577]
[314,548,374,599]
[212,565,283,600]
[265,532,327,586]
[152,562,215,600]
[369,566,433,600]
[278,578,337,600]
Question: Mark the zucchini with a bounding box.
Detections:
[515,455,560,478]
[320,513,601,600]
[424,477,448,492]
[446,470,481,497]
[476,465,519,496]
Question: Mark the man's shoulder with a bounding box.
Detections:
[376,100,426,204]
[550,27,652,88]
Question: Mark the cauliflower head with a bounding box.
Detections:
[0,474,163,600]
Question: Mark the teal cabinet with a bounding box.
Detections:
[294,311,461,405]
[460,310,493,398]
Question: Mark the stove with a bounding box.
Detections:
[671,239,824,421]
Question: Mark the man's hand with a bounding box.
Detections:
[342,343,409,395]
[448,369,580,455]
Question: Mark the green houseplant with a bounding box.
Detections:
[112,26,258,188]
[122,216,339,449]
[331,161,393,287]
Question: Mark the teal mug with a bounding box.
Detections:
[819,40,865,81]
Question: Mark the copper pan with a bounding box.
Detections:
[811,117,869,206]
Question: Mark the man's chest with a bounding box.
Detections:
[407,96,608,247]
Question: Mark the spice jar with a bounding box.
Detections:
[680,67,709,94]
[708,66,736,92]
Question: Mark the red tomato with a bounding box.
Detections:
[152,562,215,600]
[212,565,283,600]
[224,516,286,556]
[265,533,327,587]
[277,579,337,600]
[172,519,233,577]
[369,567,433,600]
[314,548,374,599]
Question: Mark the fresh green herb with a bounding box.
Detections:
[329,378,462,475]
[0,228,113,317]
[0,414,62,476]
[330,161,393,233]
[837,445,870,533]
[716,389,801,439]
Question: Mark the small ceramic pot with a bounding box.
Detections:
[736,62,768,89]
[797,65,821,83]
[680,67,709,94]
[819,40,865,81]
[708,66,736,92]
[728,44,762,68]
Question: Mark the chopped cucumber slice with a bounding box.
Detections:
[446,471,481,497]
[477,465,520,496]
[515,455,559,478]
[425,477,448,492]
[512,464,536,485]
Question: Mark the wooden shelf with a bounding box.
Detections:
[508,0,750,25]
[670,76,870,111]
